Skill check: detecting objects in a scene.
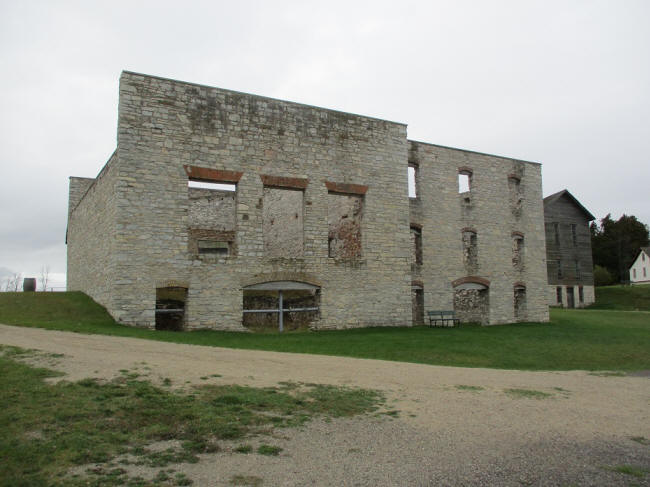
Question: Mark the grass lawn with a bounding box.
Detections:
[589,284,650,311]
[0,292,649,371]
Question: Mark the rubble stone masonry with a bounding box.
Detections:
[67,71,549,329]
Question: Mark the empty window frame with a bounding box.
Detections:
[197,240,230,255]
[512,233,524,268]
[462,229,478,270]
[633,268,637,279]
[263,187,304,257]
[410,226,423,266]
[458,169,472,193]
[514,285,527,320]
[328,192,363,258]
[408,164,418,198]
[644,267,647,278]
[187,172,238,257]
[557,260,563,279]
[556,286,562,304]
[188,180,236,191]
[508,176,522,215]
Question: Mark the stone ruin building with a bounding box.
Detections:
[66,71,550,331]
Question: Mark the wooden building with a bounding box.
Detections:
[543,190,595,307]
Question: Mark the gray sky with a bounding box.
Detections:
[1,0,649,288]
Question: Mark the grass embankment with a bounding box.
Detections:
[0,346,383,486]
[1,292,648,371]
[589,284,650,311]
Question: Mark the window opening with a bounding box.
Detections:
[514,286,527,320]
[574,260,580,279]
[512,234,524,269]
[633,268,637,279]
[553,223,560,246]
[188,180,236,191]
[571,224,577,247]
[243,282,320,332]
[578,286,584,303]
[557,260,563,279]
[556,286,562,304]
[263,187,304,257]
[198,240,229,255]
[462,230,478,271]
[412,286,424,325]
[644,267,647,278]
[328,193,363,258]
[188,179,237,257]
[458,172,471,193]
[408,165,417,198]
[411,226,423,266]
[155,287,187,331]
[508,176,522,216]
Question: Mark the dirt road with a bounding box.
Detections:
[1,323,648,486]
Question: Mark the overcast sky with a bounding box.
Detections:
[1,0,648,288]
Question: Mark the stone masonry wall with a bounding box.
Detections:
[67,151,119,311]
[408,141,549,324]
[111,71,411,329]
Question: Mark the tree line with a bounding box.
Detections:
[591,214,649,285]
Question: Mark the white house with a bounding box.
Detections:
[629,247,650,284]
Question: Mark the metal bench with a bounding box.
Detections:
[427,310,459,327]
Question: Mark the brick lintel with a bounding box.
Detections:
[184,165,243,183]
[260,174,309,190]
[325,181,368,195]
[452,276,490,288]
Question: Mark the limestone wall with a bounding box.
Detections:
[68,71,549,330]
[66,151,119,311]
[111,71,411,329]
[408,141,549,324]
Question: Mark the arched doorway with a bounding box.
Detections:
[242,281,320,332]
[452,277,490,325]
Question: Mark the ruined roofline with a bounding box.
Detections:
[68,148,117,216]
[121,70,409,128]
[407,139,541,166]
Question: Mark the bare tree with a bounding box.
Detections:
[4,273,22,292]
[40,265,51,291]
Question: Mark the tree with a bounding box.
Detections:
[591,214,649,282]
[40,265,50,291]
[4,272,22,292]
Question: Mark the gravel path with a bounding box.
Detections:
[1,324,648,486]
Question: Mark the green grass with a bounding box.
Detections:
[0,292,649,371]
[589,284,650,311]
[455,385,485,392]
[504,388,553,399]
[0,346,383,486]
[602,465,649,478]
[256,444,282,456]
